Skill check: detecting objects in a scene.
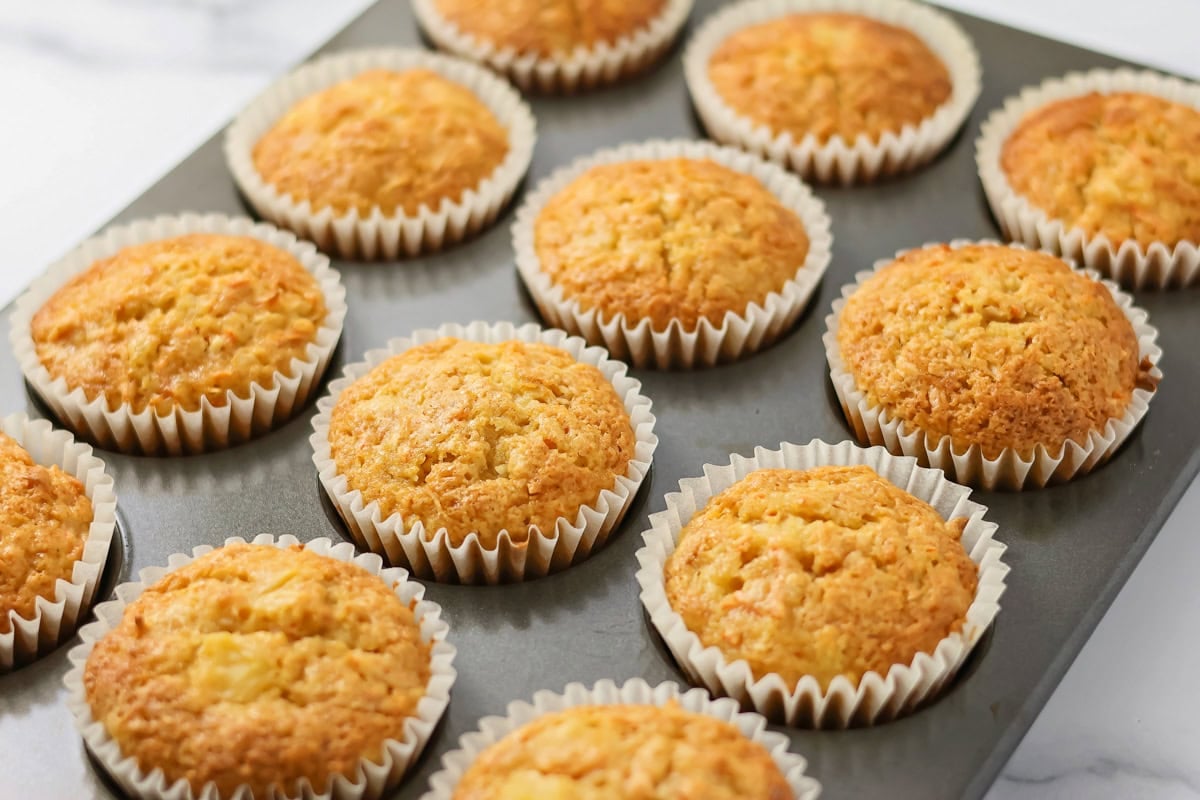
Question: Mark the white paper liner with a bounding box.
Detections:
[635,439,1009,729]
[976,68,1200,289]
[310,321,658,585]
[9,213,347,456]
[824,240,1163,491]
[62,534,457,800]
[412,0,694,94]
[512,139,833,369]
[421,678,821,799]
[225,48,536,260]
[683,0,981,184]
[0,413,116,672]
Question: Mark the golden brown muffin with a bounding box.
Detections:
[328,339,635,548]
[453,702,792,800]
[708,13,952,144]
[1001,91,1200,248]
[31,234,326,417]
[432,0,669,57]
[664,466,977,689]
[83,543,431,797]
[252,68,509,217]
[534,158,811,330]
[837,244,1155,459]
[0,432,92,634]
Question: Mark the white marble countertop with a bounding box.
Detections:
[0,1,1196,797]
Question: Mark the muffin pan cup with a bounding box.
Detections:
[683,0,982,184]
[511,139,833,369]
[224,48,536,260]
[976,68,1200,289]
[411,0,694,94]
[823,240,1163,491]
[310,321,659,585]
[0,413,116,672]
[62,534,457,800]
[635,439,1009,729]
[419,677,821,799]
[8,213,347,456]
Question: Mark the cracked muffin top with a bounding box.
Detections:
[328,338,635,548]
[253,68,509,216]
[664,465,977,689]
[707,13,952,144]
[31,234,327,416]
[432,0,669,57]
[0,431,92,635]
[452,702,792,800]
[1001,91,1200,248]
[83,543,431,798]
[534,158,811,331]
[836,244,1154,459]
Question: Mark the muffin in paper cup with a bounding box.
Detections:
[224,48,535,260]
[310,321,658,585]
[976,68,1200,289]
[9,213,346,457]
[421,678,821,799]
[824,240,1162,491]
[684,0,981,184]
[62,534,456,800]
[635,439,1008,729]
[0,413,116,671]
[412,0,694,94]
[512,139,833,369]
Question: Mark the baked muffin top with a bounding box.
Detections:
[452,702,792,800]
[0,432,92,635]
[432,0,669,57]
[664,466,976,689]
[837,244,1153,459]
[83,543,431,797]
[31,234,327,416]
[1001,91,1200,248]
[707,13,952,144]
[253,68,509,217]
[328,339,635,548]
[534,158,811,330]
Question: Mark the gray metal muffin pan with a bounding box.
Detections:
[1,1,1197,798]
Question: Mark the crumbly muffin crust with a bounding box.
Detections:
[328,339,635,548]
[83,543,431,797]
[1001,91,1200,248]
[432,0,669,57]
[837,244,1152,458]
[664,466,976,689]
[534,158,811,330]
[452,702,792,800]
[253,68,509,217]
[31,234,327,416]
[0,432,92,635]
[707,13,952,144]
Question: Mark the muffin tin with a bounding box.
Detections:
[0,1,1197,798]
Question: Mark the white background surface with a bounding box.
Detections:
[0,1,1197,797]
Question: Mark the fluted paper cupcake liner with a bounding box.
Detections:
[420,678,821,798]
[976,68,1200,289]
[824,240,1163,490]
[311,321,658,584]
[684,0,981,184]
[63,534,457,800]
[512,139,833,369]
[635,439,1009,728]
[9,213,346,456]
[0,413,116,671]
[412,0,694,94]
[225,48,536,259]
